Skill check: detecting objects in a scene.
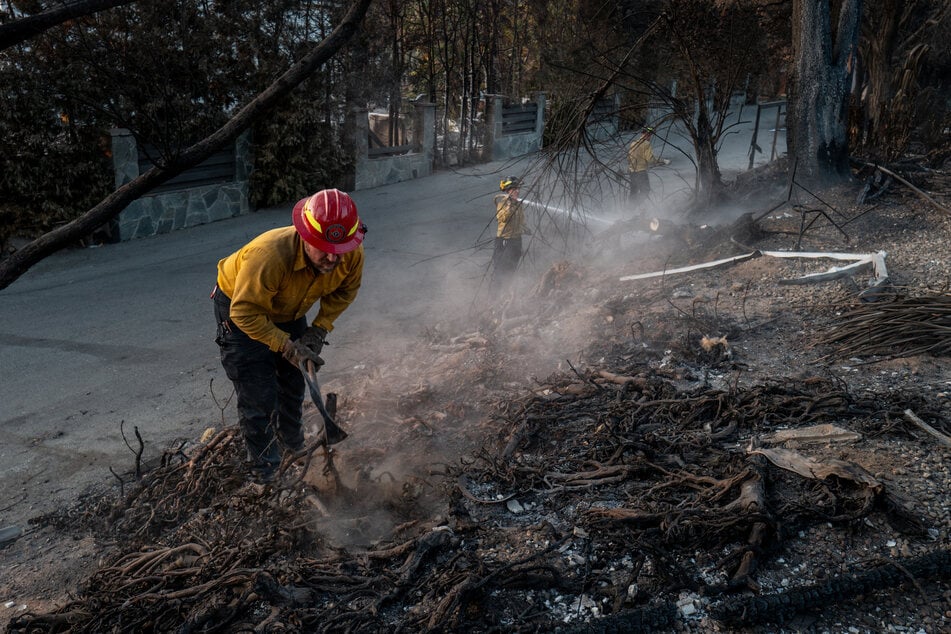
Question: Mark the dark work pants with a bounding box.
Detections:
[629,170,650,203]
[491,236,522,290]
[212,287,306,476]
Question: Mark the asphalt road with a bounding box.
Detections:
[0,161,514,525]
[0,115,785,526]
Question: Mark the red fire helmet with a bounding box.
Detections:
[292,189,366,254]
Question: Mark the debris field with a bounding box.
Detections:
[4,178,951,633]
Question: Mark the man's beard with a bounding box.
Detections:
[312,259,339,274]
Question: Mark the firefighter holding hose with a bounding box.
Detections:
[492,176,527,290]
[627,126,669,205]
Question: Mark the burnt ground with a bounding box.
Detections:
[1,169,950,633]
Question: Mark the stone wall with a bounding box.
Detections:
[110,129,252,241]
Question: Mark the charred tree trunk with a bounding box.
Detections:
[858,0,943,160]
[459,5,474,164]
[695,101,724,203]
[788,0,863,184]
[387,0,403,147]
[435,0,460,165]
[662,5,730,208]
[858,0,904,151]
[484,0,501,96]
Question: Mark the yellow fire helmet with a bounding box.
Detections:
[499,176,522,191]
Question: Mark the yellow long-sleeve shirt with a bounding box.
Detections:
[627,136,660,173]
[216,226,363,352]
[494,193,526,239]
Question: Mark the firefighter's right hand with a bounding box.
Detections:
[282,338,323,369]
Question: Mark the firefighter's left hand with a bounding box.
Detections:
[299,326,328,356]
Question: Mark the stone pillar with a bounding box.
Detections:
[110,128,139,187]
[110,128,142,241]
[484,95,504,161]
[235,129,253,182]
[612,92,621,134]
[233,129,252,216]
[413,100,436,168]
[533,92,546,148]
[351,106,369,190]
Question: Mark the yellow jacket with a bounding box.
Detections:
[495,193,526,239]
[216,227,363,352]
[628,136,660,173]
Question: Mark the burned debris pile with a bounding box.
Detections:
[817,289,951,360]
[10,360,949,632]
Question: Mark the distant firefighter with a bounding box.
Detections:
[492,176,527,290]
[627,126,669,205]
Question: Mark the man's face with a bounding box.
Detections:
[303,242,340,274]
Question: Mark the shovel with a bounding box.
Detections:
[298,359,348,445]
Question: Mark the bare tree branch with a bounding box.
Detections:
[0,0,138,50]
[0,0,372,291]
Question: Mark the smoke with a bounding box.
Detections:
[294,113,779,548]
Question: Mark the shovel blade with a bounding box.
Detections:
[325,423,349,445]
[322,393,347,444]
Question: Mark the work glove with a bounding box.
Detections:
[282,338,324,370]
[299,326,328,357]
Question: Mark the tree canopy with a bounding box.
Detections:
[0,0,372,290]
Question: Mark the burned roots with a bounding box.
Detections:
[9,367,949,633]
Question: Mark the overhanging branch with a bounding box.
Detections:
[0,0,372,291]
[0,0,138,50]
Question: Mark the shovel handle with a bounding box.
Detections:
[298,360,348,445]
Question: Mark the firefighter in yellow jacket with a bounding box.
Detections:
[627,127,669,203]
[492,176,526,289]
[212,189,366,483]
